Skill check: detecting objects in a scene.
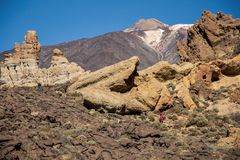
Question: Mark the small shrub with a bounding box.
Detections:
[167,82,176,92]
[203,110,218,121]
[233,134,240,148]
[188,128,199,136]
[168,98,189,116]
[229,112,240,126]
[186,114,208,127]
[195,107,204,113]
[215,135,220,140]
[212,108,219,113]
[175,141,184,147]
[173,120,186,129]
[159,123,169,131]
[215,120,224,127]
[89,109,98,116]
[218,127,229,137]
[146,112,156,122]
[189,132,197,136]
[168,114,178,121]
[207,137,218,143]
[196,116,208,127]
[204,132,216,138]
[209,126,217,132]
[86,140,97,145]
[200,127,209,134]
[222,115,230,123]
[169,133,178,141]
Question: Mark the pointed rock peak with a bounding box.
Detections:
[22,30,41,54]
[51,48,69,66]
[53,48,64,56]
[14,42,21,52]
[200,10,234,23]
[124,18,169,32]
[24,30,38,43]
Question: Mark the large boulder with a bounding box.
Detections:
[68,56,139,93]
[188,63,221,85]
[176,77,198,110]
[212,55,240,76]
[68,56,150,114]
[68,58,195,113]
[133,61,194,111]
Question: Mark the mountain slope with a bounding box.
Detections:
[1,19,192,71]
[39,31,160,71]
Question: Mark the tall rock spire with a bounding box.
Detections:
[0,31,85,88]
[21,30,41,67]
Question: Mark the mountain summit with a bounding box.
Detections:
[124,18,169,32]
[125,19,192,62]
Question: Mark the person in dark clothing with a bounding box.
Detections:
[37,83,43,91]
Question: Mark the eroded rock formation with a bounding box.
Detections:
[177,11,240,62]
[68,53,240,113]
[0,31,84,88]
[68,57,148,114]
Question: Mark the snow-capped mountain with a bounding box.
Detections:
[1,19,192,71]
[125,19,192,63]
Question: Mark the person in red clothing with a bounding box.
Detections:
[159,112,166,123]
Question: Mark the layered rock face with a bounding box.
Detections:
[178,11,240,62]
[0,31,84,88]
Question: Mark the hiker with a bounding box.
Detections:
[159,112,166,123]
[37,83,43,91]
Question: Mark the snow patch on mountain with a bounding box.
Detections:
[169,24,193,31]
[138,29,164,49]
[123,18,193,63]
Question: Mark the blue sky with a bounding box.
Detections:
[0,0,240,52]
